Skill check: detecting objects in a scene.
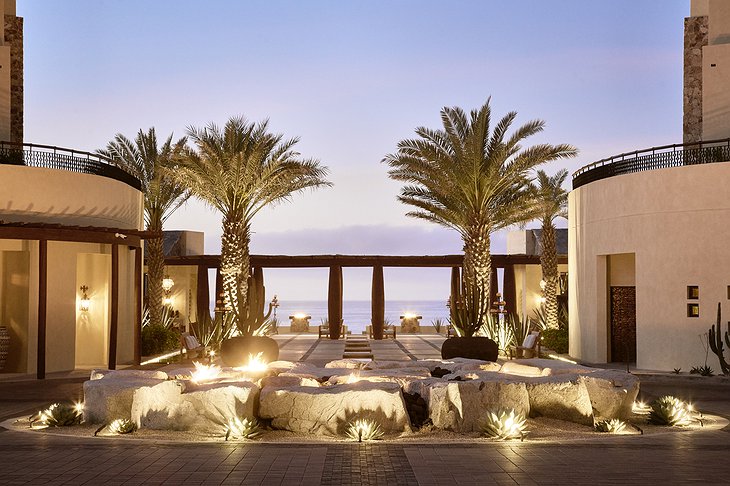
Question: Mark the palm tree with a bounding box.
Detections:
[384,99,577,336]
[173,116,331,334]
[99,128,189,328]
[531,169,569,329]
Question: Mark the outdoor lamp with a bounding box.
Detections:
[162,276,175,292]
[79,285,91,312]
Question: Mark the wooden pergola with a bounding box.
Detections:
[0,222,153,378]
[165,253,567,339]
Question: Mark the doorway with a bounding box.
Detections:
[610,286,636,363]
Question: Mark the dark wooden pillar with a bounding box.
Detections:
[489,266,499,309]
[503,264,516,315]
[196,264,210,321]
[108,244,119,370]
[450,266,461,308]
[328,265,343,339]
[371,265,384,340]
[133,247,142,365]
[214,267,224,311]
[36,239,47,379]
[251,266,265,314]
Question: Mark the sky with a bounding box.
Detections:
[20,0,688,300]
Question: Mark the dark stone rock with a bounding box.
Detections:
[220,336,279,367]
[403,391,429,429]
[441,337,498,362]
[430,367,450,378]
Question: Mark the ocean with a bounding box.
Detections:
[273,300,449,334]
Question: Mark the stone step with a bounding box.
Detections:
[342,352,374,359]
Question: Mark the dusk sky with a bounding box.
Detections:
[21,1,687,300]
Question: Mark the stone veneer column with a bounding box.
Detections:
[684,15,708,144]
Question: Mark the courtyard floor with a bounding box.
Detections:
[1,334,729,485]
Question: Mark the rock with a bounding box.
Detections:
[510,358,594,375]
[427,380,530,432]
[262,374,320,388]
[258,381,411,436]
[131,380,260,433]
[580,371,640,420]
[403,391,430,428]
[327,369,431,388]
[83,377,165,424]
[524,375,594,425]
[441,337,498,362]
[90,369,168,381]
[500,361,546,377]
[324,359,368,369]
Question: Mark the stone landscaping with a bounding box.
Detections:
[80,357,640,438]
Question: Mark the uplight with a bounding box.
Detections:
[191,361,222,383]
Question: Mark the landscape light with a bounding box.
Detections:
[79,286,91,312]
[162,276,175,292]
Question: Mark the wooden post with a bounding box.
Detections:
[252,266,265,314]
[490,266,499,309]
[36,239,47,379]
[196,264,210,321]
[134,247,142,365]
[450,266,461,308]
[328,265,343,339]
[503,264,516,315]
[214,267,224,311]
[108,244,119,370]
[371,265,384,340]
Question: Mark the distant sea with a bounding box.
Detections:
[273,300,449,334]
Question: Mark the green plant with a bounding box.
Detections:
[224,417,263,441]
[141,323,180,356]
[477,314,514,355]
[448,282,489,337]
[708,302,730,375]
[32,403,83,427]
[506,313,532,348]
[532,301,568,331]
[480,409,528,440]
[431,318,445,333]
[594,419,627,433]
[108,418,137,434]
[648,396,693,426]
[541,327,568,354]
[189,311,236,350]
[697,365,714,376]
[141,305,176,329]
[672,368,682,374]
[345,418,384,442]
[236,267,276,336]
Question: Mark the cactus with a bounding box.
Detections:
[708,302,730,375]
[236,267,275,336]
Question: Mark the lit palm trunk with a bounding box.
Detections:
[540,221,559,329]
[463,228,492,326]
[220,216,250,318]
[146,232,165,326]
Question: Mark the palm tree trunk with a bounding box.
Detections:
[462,227,491,336]
[540,220,559,329]
[146,220,165,327]
[220,214,250,329]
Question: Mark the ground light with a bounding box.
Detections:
[481,409,528,440]
[345,418,384,442]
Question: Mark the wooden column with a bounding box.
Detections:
[327,265,343,339]
[36,239,47,380]
[108,244,119,370]
[252,266,265,314]
[450,266,461,308]
[503,264,516,315]
[490,266,499,308]
[133,247,142,365]
[196,264,210,321]
[371,265,384,340]
[214,267,224,311]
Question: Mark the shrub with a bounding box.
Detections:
[480,409,528,440]
[541,327,569,354]
[141,323,180,356]
[648,396,692,426]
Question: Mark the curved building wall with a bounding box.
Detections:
[0,165,143,229]
[569,161,730,371]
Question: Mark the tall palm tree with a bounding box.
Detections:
[99,128,189,328]
[384,99,576,336]
[173,116,331,334]
[531,169,569,329]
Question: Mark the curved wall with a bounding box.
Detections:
[0,165,143,229]
[569,161,730,371]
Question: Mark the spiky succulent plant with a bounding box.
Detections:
[35,402,83,427]
[108,419,137,435]
[481,409,528,440]
[225,417,262,441]
[648,396,693,426]
[345,418,384,442]
[594,419,627,433]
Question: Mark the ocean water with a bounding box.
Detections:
[273,300,449,334]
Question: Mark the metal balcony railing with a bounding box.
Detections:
[572,138,730,189]
[0,141,142,191]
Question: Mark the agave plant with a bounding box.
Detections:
[108,418,137,435]
[648,396,693,426]
[33,402,83,427]
[481,409,528,440]
[189,311,237,350]
[594,419,627,433]
[345,418,384,442]
[224,417,262,441]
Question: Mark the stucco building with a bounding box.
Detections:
[569,0,730,371]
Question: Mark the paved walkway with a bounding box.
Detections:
[1,335,729,485]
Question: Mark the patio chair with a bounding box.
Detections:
[181,332,205,357]
[368,325,396,339]
[510,331,541,359]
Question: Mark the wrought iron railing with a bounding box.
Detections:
[0,141,142,191]
[572,138,730,189]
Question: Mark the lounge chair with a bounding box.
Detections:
[368,325,396,339]
[510,331,541,359]
[181,332,205,357]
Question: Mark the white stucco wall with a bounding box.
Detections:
[0,165,143,229]
[569,161,730,371]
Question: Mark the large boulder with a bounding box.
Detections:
[524,375,594,425]
[427,380,530,432]
[258,381,411,436]
[131,380,260,432]
[580,371,640,420]
[261,374,321,388]
[327,368,431,388]
[83,376,164,424]
[90,369,168,381]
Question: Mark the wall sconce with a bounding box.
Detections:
[162,276,175,292]
[79,285,91,312]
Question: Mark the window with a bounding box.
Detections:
[687,286,699,299]
[687,303,699,318]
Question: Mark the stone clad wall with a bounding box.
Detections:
[4,14,22,143]
[684,15,708,143]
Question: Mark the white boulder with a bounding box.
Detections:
[262,374,321,388]
[89,369,168,381]
[524,375,594,425]
[83,377,165,424]
[580,371,640,420]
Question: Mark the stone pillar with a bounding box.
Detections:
[684,14,709,143]
[371,265,384,340]
[327,265,343,339]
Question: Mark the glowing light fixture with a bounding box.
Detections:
[235,352,269,373]
[79,286,91,312]
[162,276,175,292]
[293,312,307,320]
[539,279,547,290]
[191,361,222,383]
